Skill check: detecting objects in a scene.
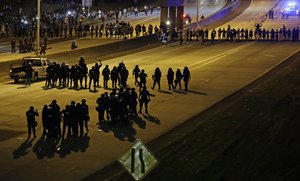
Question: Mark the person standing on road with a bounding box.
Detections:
[96,94,106,123]
[61,105,72,139]
[25,64,33,86]
[42,105,49,136]
[211,29,216,44]
[11,39,16,53]
[139,69,147,90]
[102,65,110,89]
[183,66,191,91]
[167,68,175,90]
[174,69,183,89]
[81,99,89,133]
[139,87,150,114]
[95,60,102,87]
[111,66,118,89]
[152,67,161,90]
[26,106,39,139]
[129,88,138,116]
[76,103,84,137]
[133,65,140,85]
[79,57,88,89]
[89,66,97,91]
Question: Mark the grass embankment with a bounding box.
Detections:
[111,53,300,181]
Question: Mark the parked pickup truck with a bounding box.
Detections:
[9,57,52,83]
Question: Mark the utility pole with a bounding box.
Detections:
[36,0,40,57]
[196,0,199,22]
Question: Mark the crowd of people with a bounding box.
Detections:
[1,0,159,39]
[182,24,300,44]
[10,22,159,54]
[26,56,191,140]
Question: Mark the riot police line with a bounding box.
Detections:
[43,56,191,92]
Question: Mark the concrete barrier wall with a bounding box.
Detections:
[185,0,242,30]
[0,34,160,77]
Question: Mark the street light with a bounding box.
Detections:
[196,0,199,22]
[36,0,40,57]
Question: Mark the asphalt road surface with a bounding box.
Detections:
[1,40,300,180]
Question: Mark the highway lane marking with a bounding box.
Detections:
[189,42,254,70]
[33,93,51,99]
[200,80,209,84]
[3,115,22,122]
[264,54,277,58]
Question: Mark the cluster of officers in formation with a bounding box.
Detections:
[26,56,191,139]
[44,56,191,92]
[182,24,300,44]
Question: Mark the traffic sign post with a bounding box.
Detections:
[118,139,159,181]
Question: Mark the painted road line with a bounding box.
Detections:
[190,43,254,71]
[33,93,51,99]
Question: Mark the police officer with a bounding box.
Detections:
[133,65,140,85]
[81,99,89,133]
[61,105,72,139]
[167,68,175,90]
[69,101,77,136]
[25,64,33,86]
[42,105,49,136]
[139,69,147,90]
[183,66,191,91]
[111,66,118,88]
[95,60,102,87]
[76,103,84,137]
[96,94,106,122]
[89,66,97,91]
[120,66,129,88]
[152,67,161,90]
[50,100,61,138]
[117,62,125,85]
[26,106,39,139]
[129,88,138,116]
[79,56,88,89]
[104,92,111,121]
[102,65,110,88]
[174,69,183,89]
[139,87,150,114]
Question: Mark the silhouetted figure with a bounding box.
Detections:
[167,68,175,90]
[81,99,89,133]
[96,94,106,122]
[139,69,147,90]
[174,69,182,89]
[102,65,110,88]
[139,87,150,114]
[183,66,191,91]
[133,65,140,85]
[26,106,39,139]
[152,67,161,90]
